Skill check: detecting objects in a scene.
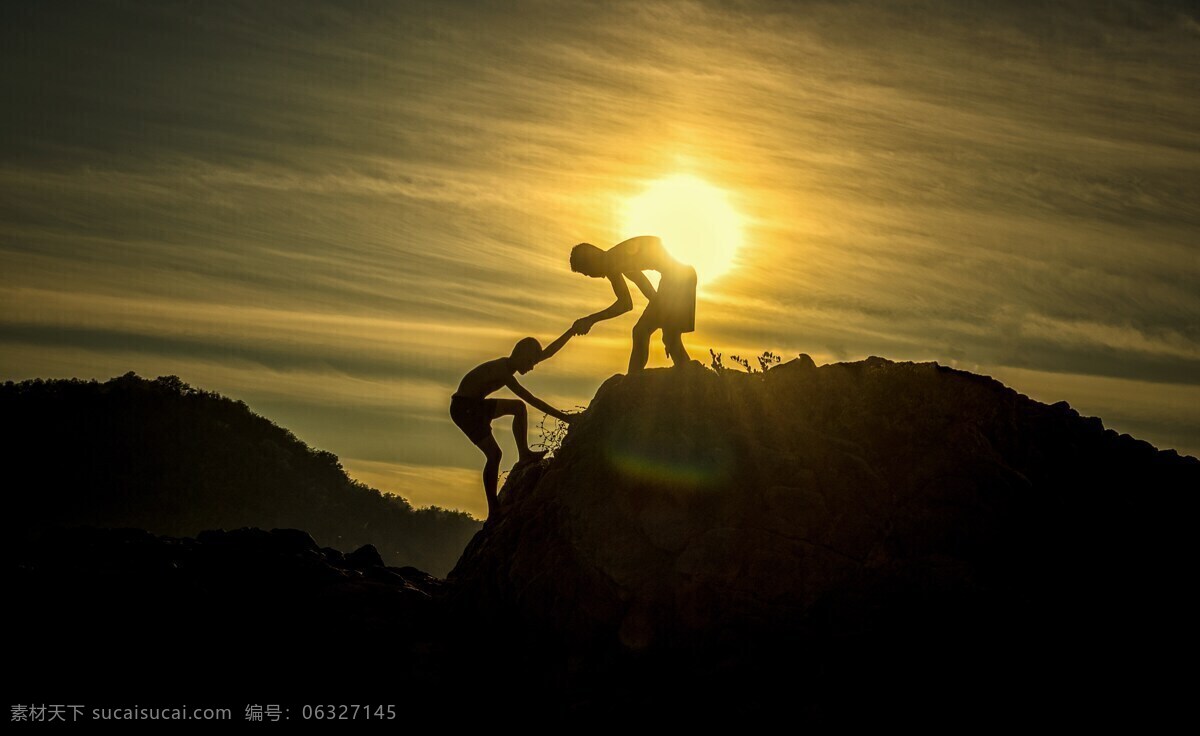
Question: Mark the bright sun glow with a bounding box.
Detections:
[622,174,743,282]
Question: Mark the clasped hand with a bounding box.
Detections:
[572,317,593,336]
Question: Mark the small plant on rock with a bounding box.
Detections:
[757,351,781,372]
[713,350,785,375]
[535,406,586,457]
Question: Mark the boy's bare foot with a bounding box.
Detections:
[514,449,548,467]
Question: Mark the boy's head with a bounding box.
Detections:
[510,337,543,374]
[570,242,605,278]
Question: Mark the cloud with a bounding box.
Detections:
[2,0,1197,510]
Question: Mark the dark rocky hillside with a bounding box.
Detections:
[8,358,1196,722]
[9,526,447,703]
[0,372,478,575]
[448,356,1198,717]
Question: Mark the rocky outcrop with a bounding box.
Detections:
[10,526,445,700]
[450,357,1198,710]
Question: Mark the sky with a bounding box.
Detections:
[2,0,1197,518]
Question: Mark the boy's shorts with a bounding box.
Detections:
[450,395,500,444]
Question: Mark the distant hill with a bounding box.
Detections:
[0,372,479,575]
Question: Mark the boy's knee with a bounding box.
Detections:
[632,323,652,340]
[495,398,524,416]
[484,446,502,464]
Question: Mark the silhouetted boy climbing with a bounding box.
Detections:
[451,329,574,518]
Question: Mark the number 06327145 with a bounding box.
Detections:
[300,705,396,720]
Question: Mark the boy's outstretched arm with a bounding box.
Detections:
[539,326,575,363]
[505,376,572,423]
[625,269,656,301]
[574,274,633,335]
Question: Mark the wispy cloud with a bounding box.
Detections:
[3,1,1197,508]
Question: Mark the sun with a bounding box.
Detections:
[621,174,743,282]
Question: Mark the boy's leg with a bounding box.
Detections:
[471,433,503,517]
[629,311,656,373]
[664,330,690,365]
[492,399,546,464]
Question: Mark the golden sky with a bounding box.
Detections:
[3,1,1198,517]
